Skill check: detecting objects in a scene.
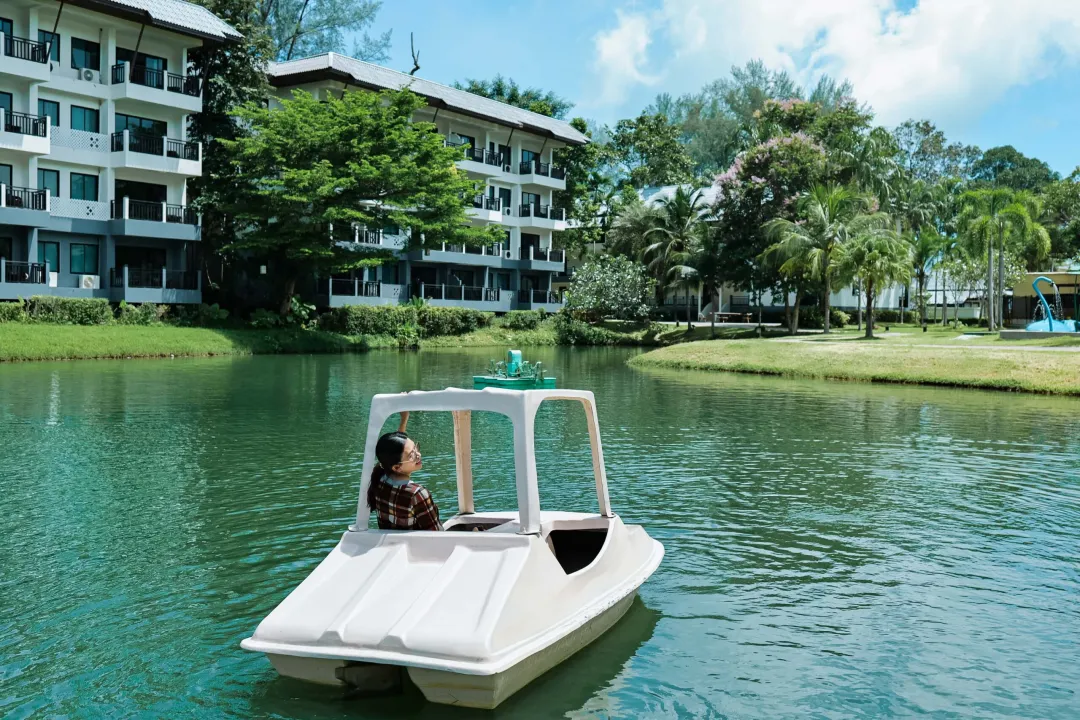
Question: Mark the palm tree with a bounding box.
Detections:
[643,187,710,326]
[958,189,1050,330]
[907,225,942,325]
[836,216,912,339]
[763,183,867,333]
[606,196,662,260]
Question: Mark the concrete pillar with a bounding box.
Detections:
[28,228,38,264]
[102,234,114,280]
[512,268,521,291]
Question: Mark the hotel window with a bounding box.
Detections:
[38,241,59,272]
[71,105,99,133]
[38,99,60,127]
[71,173,98,201]
[71,37,100,71]
[38,168,60,199]
[38,30,60,62]
[70,243,99,274]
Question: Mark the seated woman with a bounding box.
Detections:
[368,411,442,531]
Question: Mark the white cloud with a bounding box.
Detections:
[589,0,1080,125]
[592,11,662,105]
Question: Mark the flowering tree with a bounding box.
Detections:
[566,256,654,322]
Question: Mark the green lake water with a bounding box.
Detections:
[2,348,1079,719]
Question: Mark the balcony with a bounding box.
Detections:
[110,130,201,176]
[518,160,566,189]
[109,266,201,304]
[416,282,513,311]
[109,198,200,240]
[516,203,568,230]
[447,139,505,177]
[0,109,51,155]
[0,34,51,82]
[0,184,50,227]
[467,194,504,223]
[516,289,564,311]
[110,63,202,112]
[324,278,405,307]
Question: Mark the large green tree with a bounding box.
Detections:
[611,112,694,189]
[451,75,572,119]
[893,120,981,182]
[971,145,1059,192]
[223,89,498,312]
[189,0,273,303]
[642,187,711,322]
[553,118,617,255]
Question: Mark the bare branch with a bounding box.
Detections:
[409,32,420,76]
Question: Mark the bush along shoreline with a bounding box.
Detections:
[0,297,687,362]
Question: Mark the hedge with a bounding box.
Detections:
[0,301,28,323]
[499,310,543,331]
[320,305,493,337]
[26,296,113,325]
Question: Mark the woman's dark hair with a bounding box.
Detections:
[367,431,410,509]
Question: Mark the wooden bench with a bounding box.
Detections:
[708,312,754,323]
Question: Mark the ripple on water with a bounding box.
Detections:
[1,351,1078,719]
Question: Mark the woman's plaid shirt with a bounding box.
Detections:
[372,476,441,531]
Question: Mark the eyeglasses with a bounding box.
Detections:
[404,444,421,462]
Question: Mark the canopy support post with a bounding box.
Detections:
[452,410,474,514]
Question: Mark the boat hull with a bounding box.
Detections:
[261,591,637,709]
[472,375,557,389]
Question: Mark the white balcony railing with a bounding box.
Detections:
[51,197,110,221]
[51,126,109,153]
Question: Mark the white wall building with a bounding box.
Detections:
[268,53,588,312]
[0,0,239,303]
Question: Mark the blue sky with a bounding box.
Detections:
[364,0,1080,176]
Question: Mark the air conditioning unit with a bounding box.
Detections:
[504,250,512,260]
[502,165,511,173]
[80,68,95,82]
[79,274,100,289]
[48,272,58,288]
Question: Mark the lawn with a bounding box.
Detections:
[0,324,364,362]
[629,335,1080,395]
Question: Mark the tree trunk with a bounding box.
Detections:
[856,277,862,331]
[784,291,791,333]
[686,293,693,332]
[823,273,832,334]
[917,271,925,325]
[865,278,875,339]
[997,233,1006,329]
[792,290,802,334]
[986,238,995,330]
[279,276,297,316]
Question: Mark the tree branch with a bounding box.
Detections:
[409,32,420,76]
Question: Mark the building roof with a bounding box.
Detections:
[65,0,242,42]
[268,53,589,146]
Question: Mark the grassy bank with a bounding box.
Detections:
[629,336,1080,395]
[0,324,364,362]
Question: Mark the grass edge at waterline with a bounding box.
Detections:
[0,325,367,362]
[627,339,1080,396]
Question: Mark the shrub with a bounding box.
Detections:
[172,303,229,327]
[417,306,492,337]
[26,296,112,325]
[320,305,418,335]
[116,301,167,325]
[553,310,647,346]
[396,322,421,350]
[250,308,282,328]
[874,309,915,324]
[0,300,27,323]
[799,307,850,329]
[500,310,542,331]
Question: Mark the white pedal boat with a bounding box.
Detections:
[241,388,664,709]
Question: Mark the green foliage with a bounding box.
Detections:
[249,308,282,328]
[450,75,572,118]
[892,119,981,182]
[26,296,112,325]
[554,118,618,253]
[971,145,1059,192]
[800,306,849,329]
[416,307,493,337]
[396,322,421,350]
[1042,171,1080,259]
[611,112,694,189]
[552,311,649,346]
[171,303,230,327]
[288,295,317,328]
[566,256,654,322]
[319,305,491,337]
[0,301,27,323]
[321,305,416,335]
[116,302,167,326]
[835,217,912,337]
[499,310,543,331]
[874,309,915,324]
[223,88,499,308]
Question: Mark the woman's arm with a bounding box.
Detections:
[398,411,409,433]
